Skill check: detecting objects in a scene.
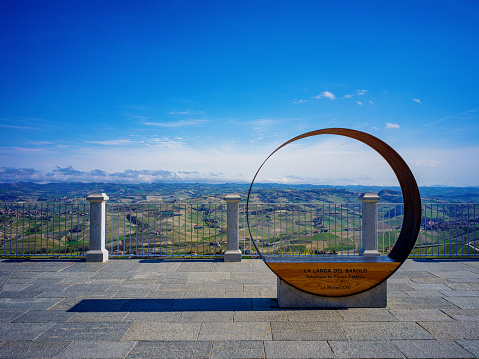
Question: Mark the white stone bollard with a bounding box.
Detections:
[86,193,109,262]
[359,193,381,256]
[223,193,242,262]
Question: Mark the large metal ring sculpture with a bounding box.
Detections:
[246,128,421,297]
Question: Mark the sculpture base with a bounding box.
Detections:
[85,249,109,262]
[277,277,387,308]
[224,249,242,262]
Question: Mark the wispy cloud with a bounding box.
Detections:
[167,110,203,115]
[385,123,400,129]
[425,109,478,127]
[312,91,336,100]
[0,124,38,130]
[412,98,421,104]
[356,89,368,95]
[343,94,353,99]
[85,139,134,146]
[292,99,307,104]
[144,119,209,127]
[412,159,441,167]
[356,101,363,105]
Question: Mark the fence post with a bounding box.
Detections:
[359,193,381,256]
[86,193,109,262]
[224,193,242,262]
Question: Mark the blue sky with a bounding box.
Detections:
[1,0,478,186]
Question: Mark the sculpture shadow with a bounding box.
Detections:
[67,297,281,312]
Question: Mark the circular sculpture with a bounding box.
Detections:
[246,128,421,297]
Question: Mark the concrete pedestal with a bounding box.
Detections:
[224,193,242,262]
[277,277,387,308]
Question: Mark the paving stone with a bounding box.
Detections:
[389,309,454,321]
[0,310,27,322]
[252,298,280,311]
[112,290,150,298]
[403,290,443,297]
[0,340,71,358]
[57,340,135,358]
[38,322,132,341]
[387,297,460,309]
[456,340,479,357]
[211,340,264,359]
[183,290,225,298]
[338,308,397,322]
[67,312,128,322]
[66,298,129,312]
[428,271,479,279]
[408,283,452,291]
[157,283,202,291]
[127,341,212,359]
[444,282,479,290]
[198,322,272,340]
[0,322,53,340]
[341,322,434,340]
[392,339,474,358]
[234,310,288,322]
[0,291,43,298]
[419,321,479,339]
[0,297,62,311]
[123,311,181,322]
[440,290,479,296]
[176,262,216,272]
[328,340,404,358]
[13,310,76,323]
[213,261,252,273]
[271,322,346,341]
[188,272,230,282]
[264,340,333,358]
[146,291,185,299]
[285,310,342,322]
[123,322,201,340]
[441,309,479,321]
[444,296,479,309]
[179,311,234,322]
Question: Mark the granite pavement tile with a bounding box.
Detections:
[0,322,53,340]
[112,290,151,298]
[123,322,201,341]
[0,340,71,359]
[0,290,43,298]
[392,339,474,358]
[67,311,128,322]
[428,270,479,279]
[443,296,479,309]
[198,322,272,340]
[0,297,62,311]
[389,309,454,322]
[456,340,479,358]
[338,308,397,321]
[157,283,202,291]
[387,297,460,309]
[403,290,444,297]
[264,340,334,358]
[285,309,342,322]
[123,311,181,322]
[183,290,225,298]
[211,340,264,359]
[408,283,452,291]
[120,298,174,311]
[178,311,234,323]
[418,321,479,339]
[226,290,261,298]
[145,290,185,299]
[126,341,212,359]
[57,340,135,359]
[271,322,346,341]
[13,310,76,323]
[171,297,253,311]
[66,298,129,312]
[441,309,479,321]
[176,261,216,272]
[0,310,27,322]
[213,261,252,272]
[327,340,404,358]
[441,290,479,296]
[234,310,288,322]
[340,322,434,340]
[37,322,132,341]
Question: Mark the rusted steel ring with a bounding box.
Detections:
[246,128,421,262]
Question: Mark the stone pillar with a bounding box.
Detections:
[86,193,109,262]
[223,193,242,262]
[359,193,381,256]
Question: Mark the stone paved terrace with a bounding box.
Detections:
[0,258,478,358]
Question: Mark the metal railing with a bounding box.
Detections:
[1,202,478,258]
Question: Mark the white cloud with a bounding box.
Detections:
[412,98,421,103]
[356,101,363,105]
[167,110,203,115]
[343,94,353,98]
[293,99,307,104]
[356,89,368,95]
[312,91,336,100]
[144,119,208,127]
[85,139,134,146]
[370,101,374,104]
[385,123,400,129]
[412,159,441,167]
